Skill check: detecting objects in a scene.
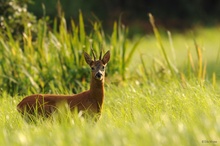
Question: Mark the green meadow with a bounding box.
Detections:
[0,13,220,145]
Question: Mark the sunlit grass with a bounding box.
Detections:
[139,26,220,65]
[0,80,220,146]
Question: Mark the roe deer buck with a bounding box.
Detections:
[17,49,110,121]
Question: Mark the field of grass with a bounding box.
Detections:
[0,80,220,145]
[0,13,220,145]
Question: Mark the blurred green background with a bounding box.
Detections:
[28,0,220,30]
[1,0,220,37]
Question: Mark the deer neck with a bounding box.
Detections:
[89,76,104,103]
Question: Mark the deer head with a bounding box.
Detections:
[84,50,110,81]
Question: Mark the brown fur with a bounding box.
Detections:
[17,50,110,120]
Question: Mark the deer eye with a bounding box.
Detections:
[91,67,95,71]
[102,66,105,69]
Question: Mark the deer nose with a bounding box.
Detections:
[95,72,103,79]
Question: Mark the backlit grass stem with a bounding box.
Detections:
[149,13,175,76]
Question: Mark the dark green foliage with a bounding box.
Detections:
[27,0,220,30]
[0,0,37,42]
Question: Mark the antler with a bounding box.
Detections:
[90,45,96,61]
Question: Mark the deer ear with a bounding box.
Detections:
[102,50,110,64]
[84,52,93,65]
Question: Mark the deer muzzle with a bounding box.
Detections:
[95,71,103,80]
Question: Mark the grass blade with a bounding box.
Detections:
[79,10,85,44]
[149,13,175,76]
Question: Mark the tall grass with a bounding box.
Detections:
[0,12,140,95]
[110,17,141,80]
[141,14,217,87]
[149,14,176,76]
